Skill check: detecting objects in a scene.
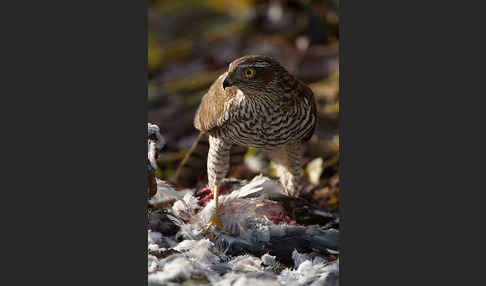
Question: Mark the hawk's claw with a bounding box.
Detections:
[201,214,224,240]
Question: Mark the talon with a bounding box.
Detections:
[200,184,223,240]
[201,214,224,239]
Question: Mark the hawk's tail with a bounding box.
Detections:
[174,132,247,188]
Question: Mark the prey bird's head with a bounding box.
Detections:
[222,55,295,100]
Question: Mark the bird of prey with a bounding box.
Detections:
[184,55,317,233]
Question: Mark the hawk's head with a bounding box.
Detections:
[222,55,295,100]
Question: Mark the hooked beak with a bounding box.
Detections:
[223,77,233,89]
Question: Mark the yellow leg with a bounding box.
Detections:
[201,186,223,238]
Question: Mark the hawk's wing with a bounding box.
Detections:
[176,73,245,188]
[194,72,236,132]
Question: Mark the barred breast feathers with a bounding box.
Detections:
[269,80,316,144]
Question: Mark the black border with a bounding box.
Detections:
[5,0,148,284]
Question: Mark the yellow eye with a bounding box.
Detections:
[242,67,256,79]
